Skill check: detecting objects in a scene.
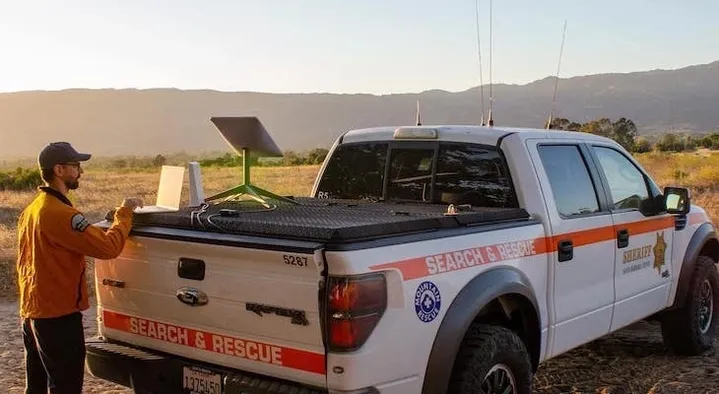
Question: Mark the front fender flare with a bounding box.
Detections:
[671,222,719,309]
[420,266,540,394]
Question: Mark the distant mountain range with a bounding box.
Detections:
[1,60,718,159]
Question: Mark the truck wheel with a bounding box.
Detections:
[661,255,719,355]
[448,324,533,394]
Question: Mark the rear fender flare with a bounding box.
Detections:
[420,266,540,394]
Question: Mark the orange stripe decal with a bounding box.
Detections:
[370,237,547,280]
[370,216,691,281]
[102,310,326,375]
[623,216,676,235]
[547,216,676,250]
[549,226,614,250]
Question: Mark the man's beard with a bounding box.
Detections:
[65,178,79,190]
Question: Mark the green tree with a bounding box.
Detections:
[306,148,329,165]
[580,118,613,138]
[548,117,582,131]
[570,117,638,151]
[0,168,42,191]
[656,133,683,152]
[152,154,167,167]
[282,150,304,166]
[611,117,638,151]
[632,137,652,153]
[699,132,719,149]
[682,135,698,151]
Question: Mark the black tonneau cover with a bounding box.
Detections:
[105,197,530,243]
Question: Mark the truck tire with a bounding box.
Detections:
[448,324,533,394]
[661,255,719,355]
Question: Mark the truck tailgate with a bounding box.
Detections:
[94,234,327,388]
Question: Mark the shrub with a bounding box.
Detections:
[0,168,42,191]
[633,137,653,153]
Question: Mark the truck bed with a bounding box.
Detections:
[105,197,531,244]
[91,198,533,390]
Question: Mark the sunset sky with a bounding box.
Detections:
[1,0,716,94]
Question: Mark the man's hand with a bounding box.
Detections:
[121,197,144,211]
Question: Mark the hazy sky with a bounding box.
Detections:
[1,0,716,94]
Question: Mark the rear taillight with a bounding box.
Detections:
[327,273,387,352]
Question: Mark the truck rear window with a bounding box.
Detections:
[316,142,388,201]
[316,141,517,208]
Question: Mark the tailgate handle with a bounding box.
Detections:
[178,257,205,281]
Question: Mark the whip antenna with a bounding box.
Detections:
[546,20,567,129]
[487,0,494,126]
[475,0,486,125]
[416,99,422,126]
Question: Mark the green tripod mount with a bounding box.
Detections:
[204,147,297,208]
[204,116,299,209]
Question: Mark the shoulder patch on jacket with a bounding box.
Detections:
[70,213,91,232]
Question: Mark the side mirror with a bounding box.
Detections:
[664,186,690,215]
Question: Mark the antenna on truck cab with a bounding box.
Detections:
[546,20,568,129]
[475,0,486,125]
[204,116,298,208]
[487,0,494,126]
[416,99,422,126]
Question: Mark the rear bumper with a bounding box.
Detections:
[85,337,329,394]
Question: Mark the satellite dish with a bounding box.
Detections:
[210,116,283,157]
[204,116,297,207]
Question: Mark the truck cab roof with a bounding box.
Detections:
[339,124,619,147]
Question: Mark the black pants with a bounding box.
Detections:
[22,312,86,394]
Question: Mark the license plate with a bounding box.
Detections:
[182,366,223,394]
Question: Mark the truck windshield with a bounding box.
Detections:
[315,141,517,208]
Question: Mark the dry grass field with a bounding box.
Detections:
[1,151,719,393]
[0,165,320,297]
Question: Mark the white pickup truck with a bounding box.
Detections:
[87,123,719,394]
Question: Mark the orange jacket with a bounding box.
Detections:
[16,187,133,319]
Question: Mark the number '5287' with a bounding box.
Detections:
[284,255,309,267]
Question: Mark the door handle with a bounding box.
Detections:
[558,239,573,262]
[617,229,629,249]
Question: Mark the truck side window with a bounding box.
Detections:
[591,146,650,210]
[434,143,516,208]
[537,145,601,217]
[316,143,387,200]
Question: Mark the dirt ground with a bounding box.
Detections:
[533,321,719,394]
[0,301,130,394]
[1,300,719,394]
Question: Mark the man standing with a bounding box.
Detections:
[16,142,143,394]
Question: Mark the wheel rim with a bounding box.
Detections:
[698,279,714,334]
[481,363,517,394]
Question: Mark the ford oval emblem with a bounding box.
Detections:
[176,287,209,306]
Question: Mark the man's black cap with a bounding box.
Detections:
[38,142,92,170]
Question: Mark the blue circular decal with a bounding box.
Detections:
[414,281,441,323]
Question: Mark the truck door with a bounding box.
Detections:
[529,140,617,357]
[587,143,675,331]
